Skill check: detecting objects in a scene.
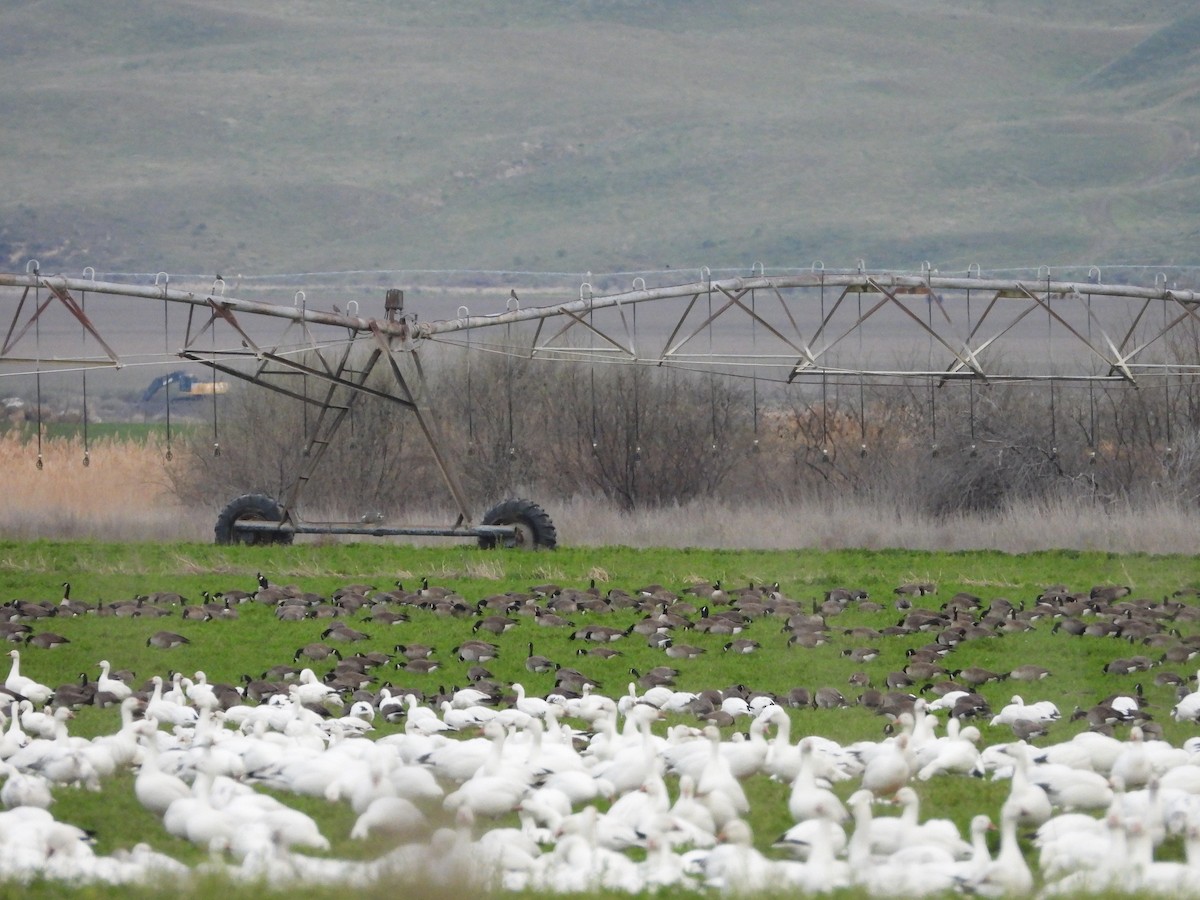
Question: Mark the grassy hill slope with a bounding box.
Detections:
[1,0,1198,276]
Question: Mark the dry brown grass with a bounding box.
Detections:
[0,433,210,542]
[1,435,1197,553]
[547,494,1200,554]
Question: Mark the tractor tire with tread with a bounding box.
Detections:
[477,498,557,550]
[214,493,294,546]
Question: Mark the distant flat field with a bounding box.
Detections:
[1,2,1198,277]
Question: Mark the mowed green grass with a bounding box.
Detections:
[1,540,1199,897]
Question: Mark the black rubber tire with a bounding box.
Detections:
[214,493,294,546]
[477,498,557,550]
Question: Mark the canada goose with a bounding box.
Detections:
[533,608,574,628]
[465,665,493,682]
[904,660,947,681]
[321,624,369,642]
[848,671,871,688]
[418,577,454,600]
[180,601,210,621]
[812,687,848,709]
[57,582,90,616]
[452,640,499,663]
[0,623,30,644]
[294,643,342,662]
[473,616,518,636]
[842,647,880,664]
[1090,584,1132,603]
[367,608,409,625]
[577,646,622,659]
[524,643,558,674]
[394,643,435,660]
[554,668,600,692]
[645,632,672,650]
[24,632,69,649]
[50,675,93,708]
[1010,664,1053,681]
[145,631,190,650]
[723,639,760,654]
[693,609,742,635]
[663,641,705,659]
[955,666,1006,687]
[398,659,441,675]
[786,631,827,649]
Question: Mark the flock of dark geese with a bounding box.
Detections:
[2,571,1200,893]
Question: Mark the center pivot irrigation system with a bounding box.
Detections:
[1,262,1198,548]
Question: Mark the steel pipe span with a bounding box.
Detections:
[2,270,1197,341]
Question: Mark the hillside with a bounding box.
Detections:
[1,0,1199,276]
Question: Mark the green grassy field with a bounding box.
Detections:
[0,540,1196,895]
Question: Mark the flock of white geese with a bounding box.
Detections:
[4,642,1200,895]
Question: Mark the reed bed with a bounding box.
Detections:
[0,433,207,542]
[0,433,1197,553]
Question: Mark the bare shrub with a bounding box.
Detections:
[167,353,440,521]
[162,333,1200,529]
[535,363,748,510]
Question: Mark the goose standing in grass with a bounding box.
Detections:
[96,660,133,702]
[442,755,531,820]
[772,814,847,861]
[18,701,58,741]
[588,706,663,795]
[599,764,671,847]
[847,787,969,860]
[6,707,100,790]
[291,668,343,708]
[846,792,961,896]
[512,683,554,719]
[133,739,191,817]
[4,651,53,706]
[859,733,915,797]
[350,795,428,841]
[999,741,1052,827]
[957,801,1034,896]
[145,675,198,728]
[693,817,782,893]
[788,737,849,825]
[524,643,558,674]
[694,725,750,827]
[0,760,53,809]
[1172,671,1200,722]
[0,702,29,760]
[1037,812,1121,882]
